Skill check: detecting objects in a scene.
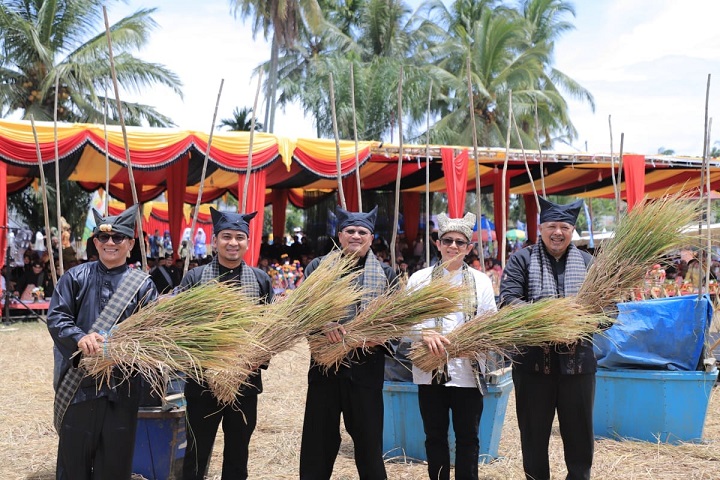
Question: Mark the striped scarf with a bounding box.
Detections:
[528,241,587,301]
[53,268,148,433]
[200,256,260,299]
[359,250,389,310]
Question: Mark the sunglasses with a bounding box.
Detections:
[440,237,470,248]
[96,233,128,244]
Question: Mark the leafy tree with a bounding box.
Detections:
[8,180,92,240]
[0,0,183,126]
[218,106,264,131]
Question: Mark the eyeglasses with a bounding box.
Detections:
[342,228,371,237]
[440,237,470,248]
[96,233,128,244]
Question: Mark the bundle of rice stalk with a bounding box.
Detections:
[308,272,473,371]
[207,251,364,403]
[409,297,606,373]
[578,192,701,314]
[80,280,266,398]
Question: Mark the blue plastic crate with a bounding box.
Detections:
[383,368,513,464]
[593,368,717,444]
[132,406,186,480]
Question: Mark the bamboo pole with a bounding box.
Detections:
[184,79,224,277]
[700,75,711,200]
[608,115,619,226]
[103,7,146,271]
[329,73,346,210]
[390,66,404,271]
[512,112,540,216]
[29,116,58,286]
[425,80,433,267]
[617,133,625,220]
[53,73,64,276]
[534,98,546,197]
[702,74,712,294]
[501,91,513,268]
[350,64,362,211]
[103,86,110,216]
[704,118,713,292]
[467,54,484,267]
[241,72,263,214]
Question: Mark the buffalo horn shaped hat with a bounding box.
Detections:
[336,205,378,233]
[92,203,138,238]
[538,197,583,226]
[210,207,257,235]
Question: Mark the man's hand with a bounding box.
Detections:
[422,330,451,357]
[77,332,105,356]
[323,322,346,344]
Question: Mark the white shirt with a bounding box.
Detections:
[408,266,497,388]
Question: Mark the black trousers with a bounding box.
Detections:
[299,376,386,480]
[56,395,140,480]
[512,369,595,480]
[418,384,483,480]
[182,392,258,480]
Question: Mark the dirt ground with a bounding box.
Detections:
[1,321,719,479]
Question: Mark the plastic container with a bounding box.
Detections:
[593,368,717,444]
[383,368,513,464]
[132,406,187,480]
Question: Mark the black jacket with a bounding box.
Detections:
[500,243,597,375]
[305,252,398,390]
[180,262,273,396]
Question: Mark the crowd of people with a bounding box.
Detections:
[9,196,714,480]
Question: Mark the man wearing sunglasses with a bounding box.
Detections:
[499,197,595,480]
[300,206,397,480]
[179,207,273,480]
[409,211,497,480]
[47,203,158,480]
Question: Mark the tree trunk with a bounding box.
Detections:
[267,35,280,133]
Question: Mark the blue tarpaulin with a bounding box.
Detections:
[594,294,713,371]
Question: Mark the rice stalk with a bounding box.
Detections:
[207,251,364,403]
[308,272,472,371]
[80,280,266,398]
[409,297,606,372]
[410,192,702,373]
[578,192,702,313]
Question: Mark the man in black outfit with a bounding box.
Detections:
[180,208,273,480]
[46,204,158,480]
[150,253,177,294]
[299,206,397,480]
[499,197,595,480]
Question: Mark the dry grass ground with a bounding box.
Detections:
[1,321,719,479]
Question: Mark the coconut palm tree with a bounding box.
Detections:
[218,106,264,131]
[230,0,324,133]
[419,0,593,148]
[269,0,433,140]
[0,0,183,126]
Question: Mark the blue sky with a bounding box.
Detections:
[110,0,720,157]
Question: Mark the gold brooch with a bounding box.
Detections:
[99,224,113,232]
